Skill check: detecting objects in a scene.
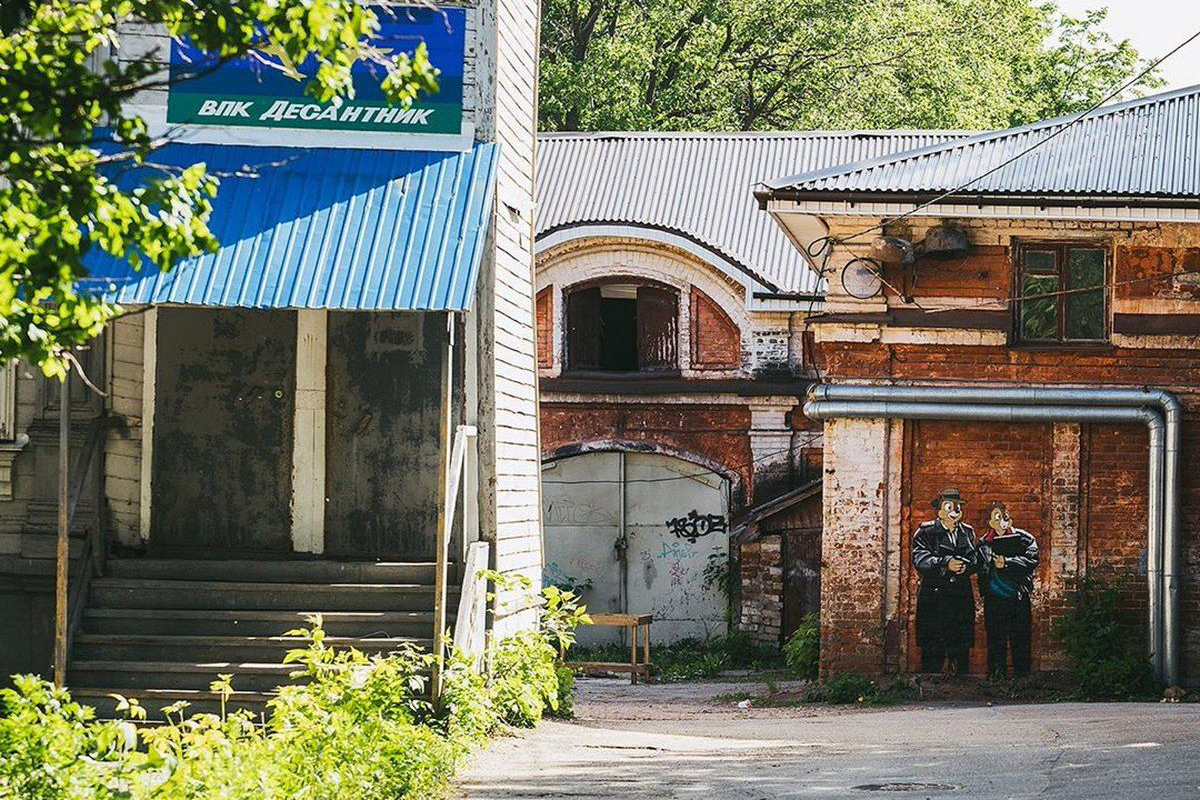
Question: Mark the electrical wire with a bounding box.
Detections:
[919,266,1200,315]
[823,25,1200,246]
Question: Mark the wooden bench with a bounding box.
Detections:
[568,613,653,684]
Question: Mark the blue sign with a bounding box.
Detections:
[166,6,465,135]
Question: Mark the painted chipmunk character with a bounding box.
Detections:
[912,489,984,674]
[976,501,1039,679]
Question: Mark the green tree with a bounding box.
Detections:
[0,0,439,375]
[539,0,1158,132]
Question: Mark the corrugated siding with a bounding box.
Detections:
[83,143,498,311]
[769,86,1200,198]
[536,131,969,295]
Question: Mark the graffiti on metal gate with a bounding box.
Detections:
[666,510,727,543]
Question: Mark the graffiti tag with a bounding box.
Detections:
[665,510,727,543]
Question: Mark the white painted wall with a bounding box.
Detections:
[472,0,544,637]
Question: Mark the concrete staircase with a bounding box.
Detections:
[67,557,457,719]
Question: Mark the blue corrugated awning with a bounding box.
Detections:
[82,142,497,311]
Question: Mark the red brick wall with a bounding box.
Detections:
[738,537,783,643]
[690,287,740,369]
[816,325,1200,681]
[882,245,1010,300]
[1116,245,1200,301]
[901,421,1054,675]
[535,287,552,369]
[540,403,754,502]
[1083,425,1152,639]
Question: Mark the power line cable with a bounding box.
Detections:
[542,434,823,486]
[817,25,1200,247]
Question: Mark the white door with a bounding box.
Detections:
[541,451,729,645]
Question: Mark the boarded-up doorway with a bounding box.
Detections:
[151,307,296,553]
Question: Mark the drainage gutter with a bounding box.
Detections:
[805,385,1177,685]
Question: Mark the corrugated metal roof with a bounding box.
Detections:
[83,142,497,310]
[765,85,1200,199]
[536,131,970,296]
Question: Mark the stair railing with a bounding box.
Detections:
[54,385,108,687]
[431,423,476,699]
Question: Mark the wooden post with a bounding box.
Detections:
[53,368,70,687]
[291,309,327,554]
[139,307,157,543]
[643,621,650,671]
[629,623,637,685]
[431,315,455,699]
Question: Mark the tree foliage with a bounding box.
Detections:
[539,0,1159,132]
[0,0,439,374]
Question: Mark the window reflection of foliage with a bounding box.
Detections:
[1016,244,1106,343]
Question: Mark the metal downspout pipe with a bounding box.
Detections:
[805,383,1180,686]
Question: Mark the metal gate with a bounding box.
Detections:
[541,451,729,645]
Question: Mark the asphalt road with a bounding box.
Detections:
[455,678,1200,800]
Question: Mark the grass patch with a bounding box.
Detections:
[572,631,783,682]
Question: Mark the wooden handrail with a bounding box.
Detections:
[432,423,476,698]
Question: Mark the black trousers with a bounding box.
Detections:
[916,585,974,674]
[984,593,1032,677]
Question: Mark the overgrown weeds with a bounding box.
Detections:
[572,629,783,682]
[1055,576,1159,701]
[782,613,819,680]
[0,578,592,800]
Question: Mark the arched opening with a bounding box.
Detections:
[541,449,730,645]
[564,278,679,374]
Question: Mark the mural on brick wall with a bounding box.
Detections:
[912,489,980,674]
[912,490,1042,677]
[977,501,1040,678]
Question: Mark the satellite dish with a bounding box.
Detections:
[841,258,883,300]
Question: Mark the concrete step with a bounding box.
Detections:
[89,578,458,611]
[68,660,301,693]
[82,608,438,638]
[73,634,431,663]
[105,558,456,585]
[70,687,273,720]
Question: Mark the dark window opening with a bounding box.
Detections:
[1015,243,1107,344]
[567,283,678,372]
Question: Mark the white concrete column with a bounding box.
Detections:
[291,309,327,554]
[139,307,157,542]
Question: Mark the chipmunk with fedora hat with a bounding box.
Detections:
[912,488,985,674]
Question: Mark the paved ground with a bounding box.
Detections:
[456,678,1200,800]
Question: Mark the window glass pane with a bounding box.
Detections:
[1020,274,1059,340]
[1022,249,1057,273]
[1065,248,1105,340]
[1066,289,1105,340]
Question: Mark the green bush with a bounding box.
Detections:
[572,630,783,683]
[489,629,560,727]
[0,597,592,800]
[479,570,592,725]
[551,664,577,719]
[1055,576,1158,700]
[782,613,820,680]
